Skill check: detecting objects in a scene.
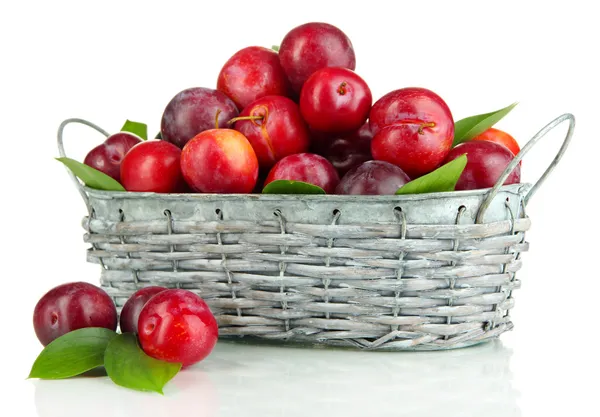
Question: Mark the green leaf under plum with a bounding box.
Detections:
[396,155,468,195]
[452,102,518,146]
[28,328,117,380]
[56,157,126,191]
[104,333,181,395]
[262,180,326,195]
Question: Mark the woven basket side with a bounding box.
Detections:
[87,195,529,350]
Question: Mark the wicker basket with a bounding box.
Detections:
[57,113,575,351]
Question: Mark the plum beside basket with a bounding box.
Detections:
[57,113,575,351]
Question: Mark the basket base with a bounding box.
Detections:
[218,334,500,352]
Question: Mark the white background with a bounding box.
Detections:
[1,0,598,416]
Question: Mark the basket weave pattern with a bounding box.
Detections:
[84,188,529,350]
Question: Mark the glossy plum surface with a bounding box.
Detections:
[300,67,372,134]
[138,289,218,367]
[83,133,142,182]
[33,282,117,346]
[279,22,356,93]
[119,286,167,334]
[232,96,310,169]
[445,140,520,190]
[335,160,411,195]
[161,87,239,148]
[370,87,454,178]
[181,128,258,193]
[120,140,184,193]
[264,153,340,193]
[217,46,290,111]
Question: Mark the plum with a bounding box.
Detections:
[120,140,184,193]
[161,87,239,148]
[370,87,454,178]
[311,123,373,176]
[264,153,340,193]
[445,140,520,190]
[231,95,310,169]
[181,128,258,193]
[217,46,291,111]
[119,286,167,334]
[33,282,117,346]
[300,67,372,134]
[83,133,142,182]
[336,160,411,195]
[472,127,520,156]
[279,22,356,93]
[138,289,218,367]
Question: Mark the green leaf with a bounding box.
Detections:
[104,333,181,394]
[262,180,326,195]
[29,328,117,380]
[121,119,148,140]
[56,157,125,191]
[271,45,280,52]
[452,102,518,146]
[396,155,468,195]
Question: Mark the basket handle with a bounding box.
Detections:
[476,113,575,223]
[57,118,110,212]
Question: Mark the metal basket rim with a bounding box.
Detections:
[83,182,532,202]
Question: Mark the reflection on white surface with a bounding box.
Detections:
[34,339,519,417]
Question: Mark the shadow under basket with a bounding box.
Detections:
[58,114,575,351]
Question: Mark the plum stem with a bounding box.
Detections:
[227,115,265,125]
[215,109,222,129]
[337,82,348,95]
[418,122,436,134]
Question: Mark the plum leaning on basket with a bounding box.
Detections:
[57,113,575,351]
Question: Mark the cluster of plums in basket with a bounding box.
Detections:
[84,22,521,195]
[33,282,217,366]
